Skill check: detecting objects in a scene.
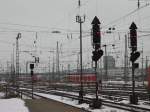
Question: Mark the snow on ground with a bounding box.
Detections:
[47,89,150,110]
[0,92,5,98]
[35,92,129,112]
[137,101,150,109]
[0,98,29,112]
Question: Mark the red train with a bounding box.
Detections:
[67,72,96,83]
[18,75,39,82]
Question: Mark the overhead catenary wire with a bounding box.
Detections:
[0,1,150,68]
[138,33,150,38]
[102,3,150,29]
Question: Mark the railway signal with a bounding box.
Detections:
[35,57,39,63]
[30,63,34,69]
[129,22,140,105]
[130,51,140,62]
[91,16,103,62]
[92,16,101,50]
[90,16,103,109]
[92,50,103,62]
[129,22,137,52]
[30,63,34,99]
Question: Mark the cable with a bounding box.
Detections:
[0,1,88,34]
[102,3,150,29]
[138,33,150,38]
[0,39,14,45]
[0,22,51,29]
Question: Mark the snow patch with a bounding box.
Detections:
[0,92,5,98]
[35,92,128,112]
[0,98,29,112]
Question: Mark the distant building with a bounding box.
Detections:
[103,56,115,69]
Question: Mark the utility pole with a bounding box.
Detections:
[52,54,55,82]
[124,35,128,83]
[6,61,9,82]
[26,61,28,75]
[68,64,70,75]
[99,59,103,89]
[11,44,15,85]
[34,32,38,66]
[103,45,108,81]
[48,50,55,83]
[16,33,21,86]
[61,64,63,73]
[76,0,85,104]
[56,41,60,81]
[77,53,80,73]
[141,45,144,85]
[49,56,51,86]
[145,56,148,79]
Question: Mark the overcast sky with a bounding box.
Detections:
[0,0,150,72]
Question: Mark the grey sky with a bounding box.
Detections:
[0,0,150,72]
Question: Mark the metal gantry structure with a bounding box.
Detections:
[15,33,21,86]
[76,14,85,104]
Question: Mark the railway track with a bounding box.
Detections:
[32,89,150,112]
[8,84,149,101]
[44,86,149,101]
[9,84,148,102]
[7,86,150,112]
